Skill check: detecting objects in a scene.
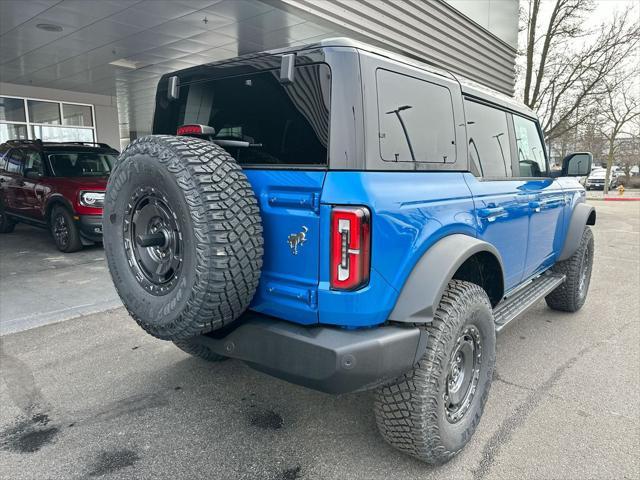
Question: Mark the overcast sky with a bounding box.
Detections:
[590,0,639,26]
[515,0,640,100]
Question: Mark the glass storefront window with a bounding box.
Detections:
[32,125,94,142]
[27,100,61,125]
[0,96,95,143]
[0,123,28,143]
[63,103,93,127]
[0,97,26,122]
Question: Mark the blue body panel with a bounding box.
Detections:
[244,169,581,329]
[244,169,326,325]
[462,174,530,289]
[318,171,477,327]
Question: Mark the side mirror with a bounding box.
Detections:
[562,152,592,177]
[24,169,43,180]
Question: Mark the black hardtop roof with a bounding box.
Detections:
[160,37,534,120]
[2,140,118,153]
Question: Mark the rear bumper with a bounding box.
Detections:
[78,214,103,241]
[193,313,427,394]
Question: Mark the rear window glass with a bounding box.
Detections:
[376,69,456,163]
[48,152,116,177]
[154,64,331,165]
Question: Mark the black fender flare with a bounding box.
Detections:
[558,203,596,261]
[388,234,504,324]
[44,194,75,222]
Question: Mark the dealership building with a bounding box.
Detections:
[0,0,518,151]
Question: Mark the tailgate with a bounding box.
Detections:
[244,169,326,325]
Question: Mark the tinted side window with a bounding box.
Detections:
[6,149,24,174]
[376,69,456,163]
[513,115,548,177]
[465,100,512,177]
[24,150,45,175]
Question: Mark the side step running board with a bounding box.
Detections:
[494,273,566,333]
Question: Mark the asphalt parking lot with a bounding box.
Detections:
[1,201,638,480]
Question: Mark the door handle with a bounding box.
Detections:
[478,206,506,222]
[531,198,563,212]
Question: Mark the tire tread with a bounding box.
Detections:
[105,135,263,340]
[374,280,495,465]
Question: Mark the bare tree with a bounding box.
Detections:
[521,0,640,145]
[598,77,640,194]
[616,131,640,182]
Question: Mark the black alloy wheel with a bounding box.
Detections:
[124,186,183,296]
[50,207,82,253]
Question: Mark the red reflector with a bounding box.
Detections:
[176,124,215,136]
[330,206,371,291]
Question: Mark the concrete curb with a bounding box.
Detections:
[588,197,640,202]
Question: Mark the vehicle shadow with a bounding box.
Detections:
[138,354,466,479]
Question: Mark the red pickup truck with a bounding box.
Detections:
[0,140,118,252]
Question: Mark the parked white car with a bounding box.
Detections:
[585,167,618,190]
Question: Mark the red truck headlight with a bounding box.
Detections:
[330,206,371,291]
[79,191,105,208]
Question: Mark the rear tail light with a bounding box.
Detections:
[330,206,371,291]
[176,124,215,136]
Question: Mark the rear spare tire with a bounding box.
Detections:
[103,135,263,340]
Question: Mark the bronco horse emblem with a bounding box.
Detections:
[287,226,308,255]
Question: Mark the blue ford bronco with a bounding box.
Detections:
[103,39,595,464]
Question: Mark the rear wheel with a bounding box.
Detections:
[545,227,594,312]
[50,206,82,252]
[0,201,16,233]
[103,135,263,341]
[374,280,496,464]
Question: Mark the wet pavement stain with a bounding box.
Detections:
[0,413,59,453]
[249,409,284,430]
[87,448,140,477]
[277,465,302,480]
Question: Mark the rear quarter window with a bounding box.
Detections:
[376,69,456,163]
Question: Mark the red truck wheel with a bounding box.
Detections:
[50,206,82,253]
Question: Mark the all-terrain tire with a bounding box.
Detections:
[173,338,227,362]
[103,135,263,341]
[50,206,82,252]
[374,280,496,465]
[0,200,16,233]
[545,227,594,312]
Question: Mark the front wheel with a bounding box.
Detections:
[374,280,496,465]
[50,206,82,252]
[545,227,594,312]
